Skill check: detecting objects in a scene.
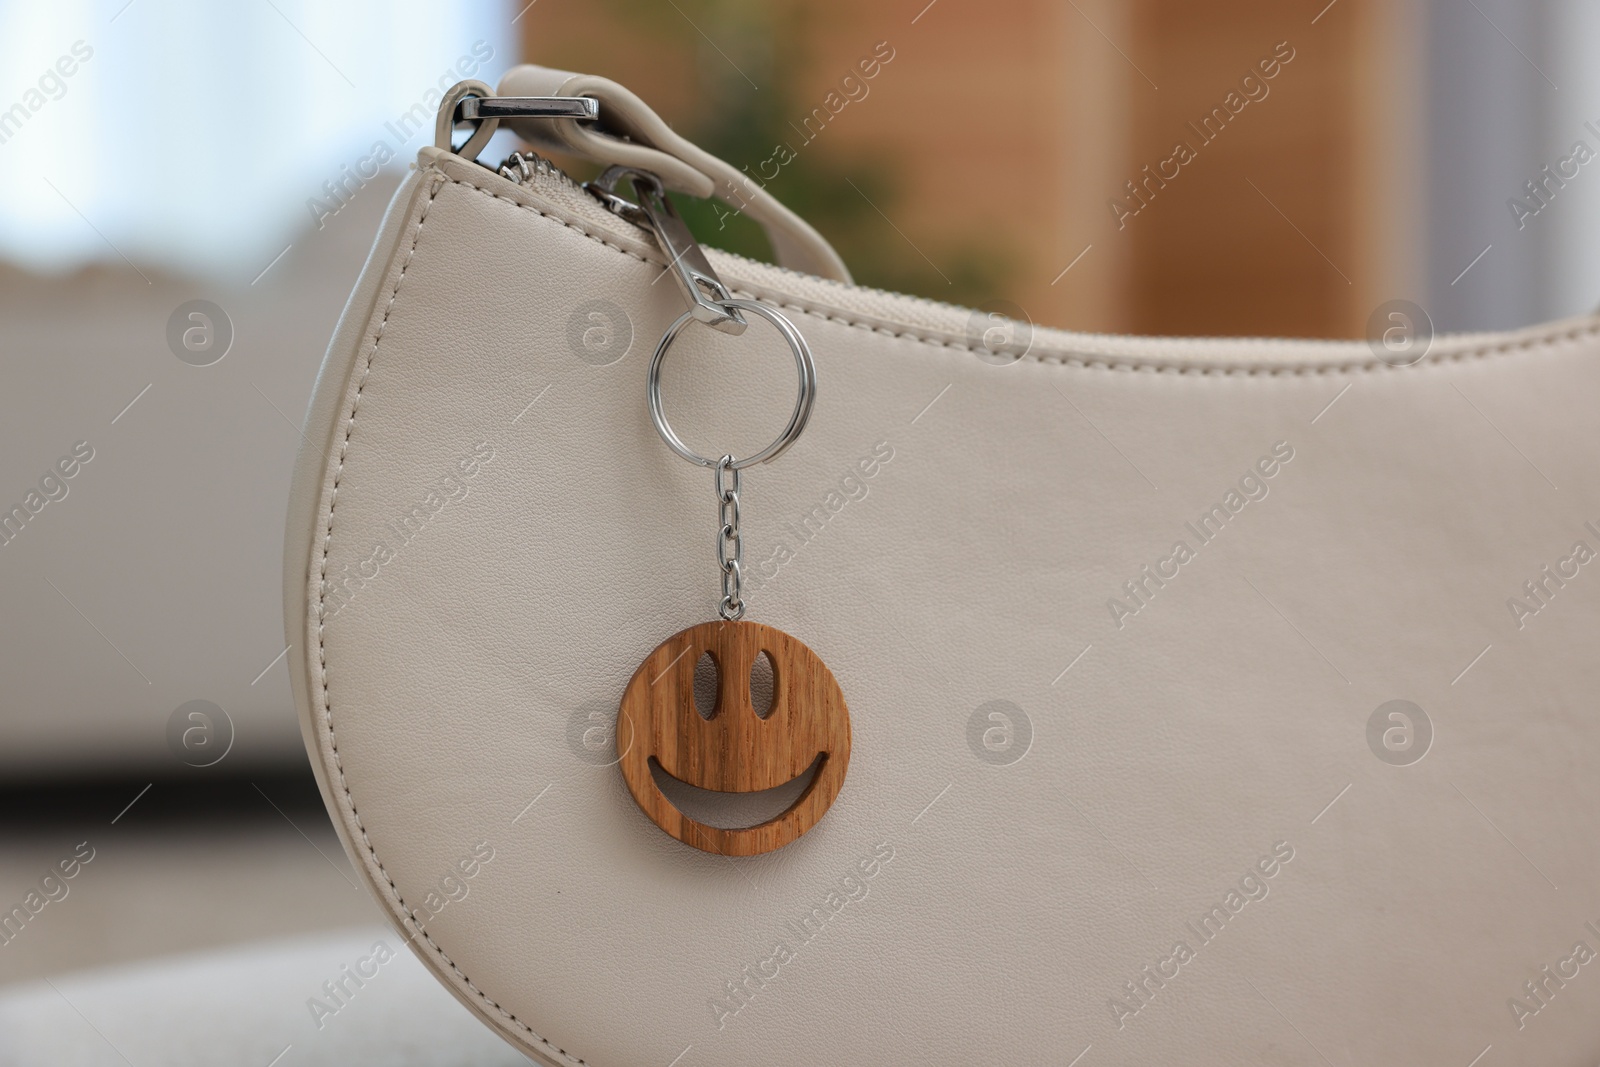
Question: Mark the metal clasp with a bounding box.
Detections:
[437,82,598,163]
[586,166,746,336]
[457,96,599,122]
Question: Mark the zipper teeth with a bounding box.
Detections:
[484,149,1076,330]
[496,149,588,197]
[483,149,985,325]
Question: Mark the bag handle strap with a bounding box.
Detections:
[494,64,852,284]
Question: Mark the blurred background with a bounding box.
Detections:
[2,0,1596,987]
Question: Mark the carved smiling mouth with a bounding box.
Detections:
[649,753,827,831]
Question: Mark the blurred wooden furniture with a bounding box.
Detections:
[520,0,1416,338]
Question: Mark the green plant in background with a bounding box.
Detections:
[563,0,1009,306]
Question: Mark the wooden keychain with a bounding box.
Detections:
[604,184,852,855]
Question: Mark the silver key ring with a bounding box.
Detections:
[647,299,817,470]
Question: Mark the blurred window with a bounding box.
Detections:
[0,0,515,279]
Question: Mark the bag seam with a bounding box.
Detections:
[440,169,1600,374]
[314,165,1599,1067]
[314,173,589,1067]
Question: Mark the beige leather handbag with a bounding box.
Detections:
[285,63,1600,1066]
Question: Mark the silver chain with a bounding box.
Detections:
[716,455,744,621]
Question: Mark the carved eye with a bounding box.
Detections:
[692,651,718,719]
[750,649,776,719]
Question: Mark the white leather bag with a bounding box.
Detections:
[285,64,1600,1065]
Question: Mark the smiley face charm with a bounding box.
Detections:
[618,620,851,856]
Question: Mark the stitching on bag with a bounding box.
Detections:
[443,172,1600,373]
[316,166,1598,1064]
[444,174,658,268]
[314,174,588,1067]
[751,312,1600,375]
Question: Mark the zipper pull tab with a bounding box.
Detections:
[587,166,747,336]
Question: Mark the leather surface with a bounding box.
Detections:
[286,149,1600,1065]
[495,64,852,284]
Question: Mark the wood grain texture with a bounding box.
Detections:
[618,619,851,856]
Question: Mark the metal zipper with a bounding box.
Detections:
[494,149,747,336]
